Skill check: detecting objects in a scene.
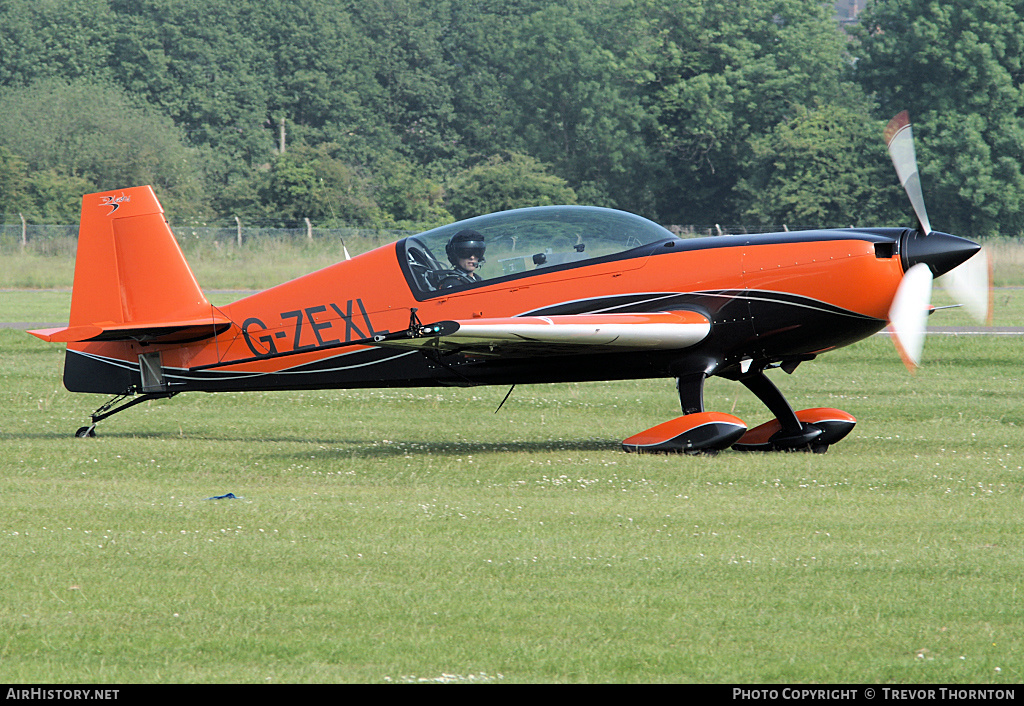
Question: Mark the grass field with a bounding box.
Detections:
[1,246,1023,684]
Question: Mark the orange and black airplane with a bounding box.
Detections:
[30,113,990,453]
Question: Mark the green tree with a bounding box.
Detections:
[0,0,920,231]
[257,142,454,228]
[372,157,452,228]
[493,2,660,213]
[445,152,577,220]
[24,171,97,223]
[736,105,905,228]
[347,0,459,168]
[0,79,209,220]
[442,1,526,167]
[851,0,1024,236]
[641,0,854,224]
[260,144,381,226]
[0,0,115,86]
[108,0,273,164]
[0,147,31,220]
[0,146,94,223]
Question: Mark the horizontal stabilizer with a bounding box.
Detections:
[29,313,231,343]
[370,310,711,357]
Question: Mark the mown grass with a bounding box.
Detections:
[2,320,1023,683]
[0,232,387,291]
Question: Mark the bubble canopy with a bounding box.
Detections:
[397,205,681,297]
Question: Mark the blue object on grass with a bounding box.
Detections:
[206,492,238,500]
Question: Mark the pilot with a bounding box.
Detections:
[438,230,486,288]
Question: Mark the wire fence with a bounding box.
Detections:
[0,222,816,254]
[0,223,417,256]
[171,224,415,248]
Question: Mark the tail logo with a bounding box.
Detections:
[99,193,131,215]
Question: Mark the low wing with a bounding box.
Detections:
[370,311,711,358]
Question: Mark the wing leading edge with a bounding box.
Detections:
[371,311,712,358]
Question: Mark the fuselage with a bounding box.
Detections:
[64,210,919,396]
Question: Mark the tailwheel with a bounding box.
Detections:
[73,390,178,438]
[732,408,856,453]
[622,412,747,455]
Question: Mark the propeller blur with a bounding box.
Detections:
[883,112,991,371]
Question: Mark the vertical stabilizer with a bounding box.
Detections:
[69,186,211,327]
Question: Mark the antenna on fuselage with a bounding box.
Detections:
[494,385,516,414]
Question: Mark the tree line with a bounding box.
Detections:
[1,0,1023,238]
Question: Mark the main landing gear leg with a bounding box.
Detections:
[737,370,821,450]
[677,372,706,415]
[732,369,855,453]
[75,391,177,438]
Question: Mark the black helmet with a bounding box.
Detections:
[445,229,486,267]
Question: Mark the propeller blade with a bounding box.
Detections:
[939,246,993,324]
[885,111,932,235]
[888,263,933,371]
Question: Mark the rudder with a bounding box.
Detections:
[69,185,210,327]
